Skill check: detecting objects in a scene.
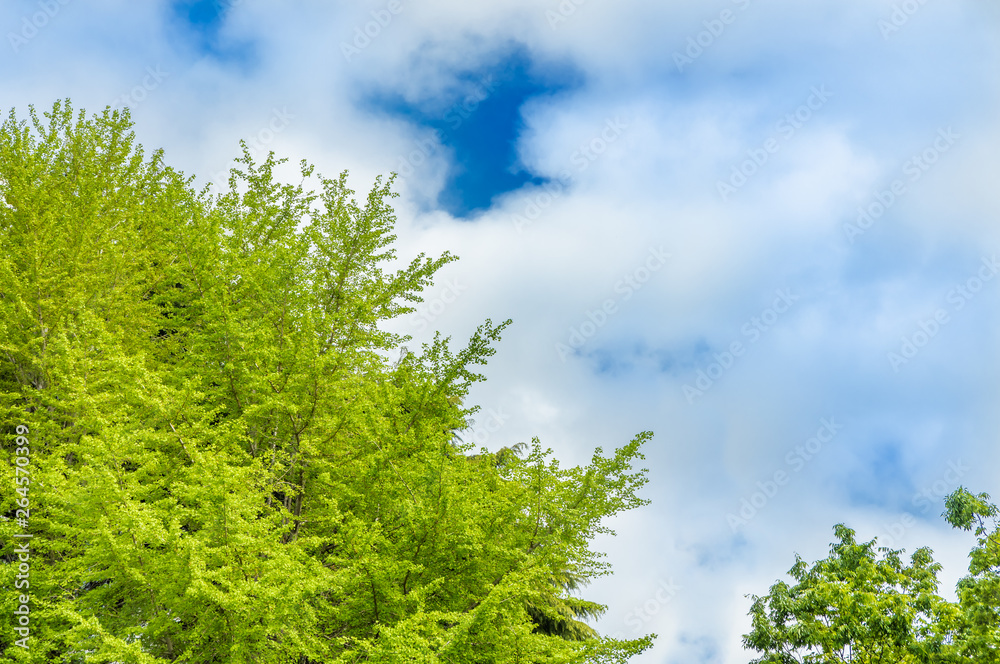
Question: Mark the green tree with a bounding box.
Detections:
[743,524,951,664]
[942,487,1000,663]
[0,100,654,663]
[744,488,1000,664]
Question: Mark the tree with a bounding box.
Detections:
[743,524,949,664]
[941,488,1000,663]
[0,100,654,662]
[744,488,1000,664]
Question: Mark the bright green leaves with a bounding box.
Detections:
[301,165,457,354]
[746,492,1000,664]
[744,524,946,664]
[943,487,997,537]
[0,101,653,663]
[940,488,1000,663]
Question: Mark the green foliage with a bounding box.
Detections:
[0,101,654,662]
[943,488,997,537]
[744,524,945,664]
[745,489,1000,664]
[942,488,1000,663]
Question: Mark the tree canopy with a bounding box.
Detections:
[0,100,654,663]
[744,488,1000,664]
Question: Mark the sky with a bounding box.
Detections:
[3,0,1000,661]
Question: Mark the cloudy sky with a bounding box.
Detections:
[4,0,1000,661]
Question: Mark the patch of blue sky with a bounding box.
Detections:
[167,0,257,68]
[839,442,916,513]
[573,339,711,379]
[364,46,583,218]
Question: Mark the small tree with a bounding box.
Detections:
[744,488,1000,664]
[942,487,1000,663]
[743,524,950,664]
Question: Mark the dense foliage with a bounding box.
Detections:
[0,101,654,663]
[744,488,1000,663]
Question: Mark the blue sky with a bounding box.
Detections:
[3,1,1000,661]
[363,44,581,216]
